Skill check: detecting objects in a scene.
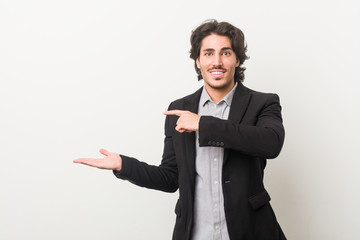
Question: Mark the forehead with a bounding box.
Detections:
[200,34,232,51]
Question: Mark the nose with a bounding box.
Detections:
[213,53,223,67]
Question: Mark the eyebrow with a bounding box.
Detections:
[221,47,233,51]
[202,47,233,52]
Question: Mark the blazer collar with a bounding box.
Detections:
[183,82,251,120]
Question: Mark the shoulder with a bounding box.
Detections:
[167,87,203,110]
[243,85,281,104]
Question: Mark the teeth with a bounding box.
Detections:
[212,72,223,74]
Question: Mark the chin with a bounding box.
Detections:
[208,83,227,90]
[207,79,229,88]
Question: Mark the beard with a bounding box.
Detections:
[204,77,234,90]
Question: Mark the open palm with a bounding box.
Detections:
[73,148,122,171]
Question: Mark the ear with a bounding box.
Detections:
[196,58,200,69]
[236,58,240,67]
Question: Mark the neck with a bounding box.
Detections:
[204,82,235,104]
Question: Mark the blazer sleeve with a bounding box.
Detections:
[198,93,285,159]
[113,110,178,193]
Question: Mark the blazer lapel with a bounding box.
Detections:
[183,87,203,194]
[184,87,203,114]
[228,82,251,123]
[224,83,251,164]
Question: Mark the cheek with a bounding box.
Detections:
[199,61,212,70]
[226,59,239,69]
[196,58,206,69]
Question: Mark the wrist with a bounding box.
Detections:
[115,155,122,171]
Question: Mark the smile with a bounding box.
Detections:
[210,70,225,78]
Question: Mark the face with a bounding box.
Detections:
[196,34,239,92]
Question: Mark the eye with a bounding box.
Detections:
[204,52,212,56]
[222,51,231,56]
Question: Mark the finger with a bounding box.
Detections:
[99,148,110,156]
[163,110,186,116]
[73,158,88,163]
[75,158,107,169]
[175,125,185,133]
[73,158,99,166]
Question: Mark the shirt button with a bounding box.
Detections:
[214,158,217,162]
[214,180,218,185]
[215,225,219,230]
[214,203,218,208]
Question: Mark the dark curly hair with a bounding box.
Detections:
[190,20,249,82]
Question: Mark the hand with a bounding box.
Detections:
[164,110,200,133]
[73,148,122,171]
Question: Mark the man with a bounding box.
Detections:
[74,20,286,240]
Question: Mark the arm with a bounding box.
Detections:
[113,114,178,192]
[73,114,178,193]
[199,93,285,159]
[164,94,284,159]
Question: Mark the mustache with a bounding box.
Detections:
[209,66,226,71]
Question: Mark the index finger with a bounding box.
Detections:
[163,110,186,116]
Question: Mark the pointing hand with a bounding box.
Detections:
[164,110,200,133]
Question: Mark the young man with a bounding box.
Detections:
[74,20,286,240]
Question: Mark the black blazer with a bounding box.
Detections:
[114,83,286,240]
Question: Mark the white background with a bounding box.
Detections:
[1,0,359,239]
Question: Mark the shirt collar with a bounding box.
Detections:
[200,82,238,107]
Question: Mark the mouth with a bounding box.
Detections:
[209,69,226,79]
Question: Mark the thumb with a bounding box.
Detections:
[99,148,110,156]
